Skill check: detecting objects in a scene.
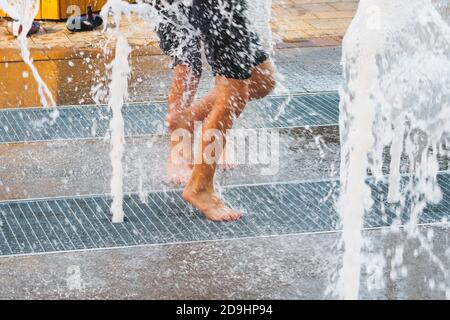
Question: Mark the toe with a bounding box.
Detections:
[223,214,235,222]
[222,211,242,222]
[230,212,242,220]
[208,215,224,222]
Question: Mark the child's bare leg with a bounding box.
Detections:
[169,59,275,122]
[248,60,276,101]
[168,60,276,171]
[221,60,275,169]
[166,64,200,184]
[183,77,249,221]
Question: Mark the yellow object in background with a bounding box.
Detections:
[0,5,42,19]
[0,0,107,20]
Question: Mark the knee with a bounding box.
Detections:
[174,64,199,80]
[249,60,276,100]
[165,111,180,132]
[259,69,276,98]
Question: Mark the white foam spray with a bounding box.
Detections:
[335,0,450,299]
[247,0,273,53]
[101,0,132,223]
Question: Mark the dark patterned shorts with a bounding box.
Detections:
[154,0,268,80]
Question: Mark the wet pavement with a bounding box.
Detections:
[1,225,449,299]
[0,25,449,298]
[0,41,350,299]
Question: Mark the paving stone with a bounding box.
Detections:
[0,1,360,52]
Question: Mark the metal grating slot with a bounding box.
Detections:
[0,173,448,257]
[0,93,339,144]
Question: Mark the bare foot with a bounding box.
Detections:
[183,188,242,222]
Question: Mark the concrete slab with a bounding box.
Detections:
[0,225,448,299]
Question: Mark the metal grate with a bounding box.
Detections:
[0,173,448,257]
[0,93,339,144]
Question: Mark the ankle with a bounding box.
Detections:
[184,180,214,196]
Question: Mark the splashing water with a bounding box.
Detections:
[98,0,161,223]
[248,0,273,53]
[101,0,133,223]
[335,0,450,299]
[0,0,57,118]
[97,0,277,222]
[98,0,201,223]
